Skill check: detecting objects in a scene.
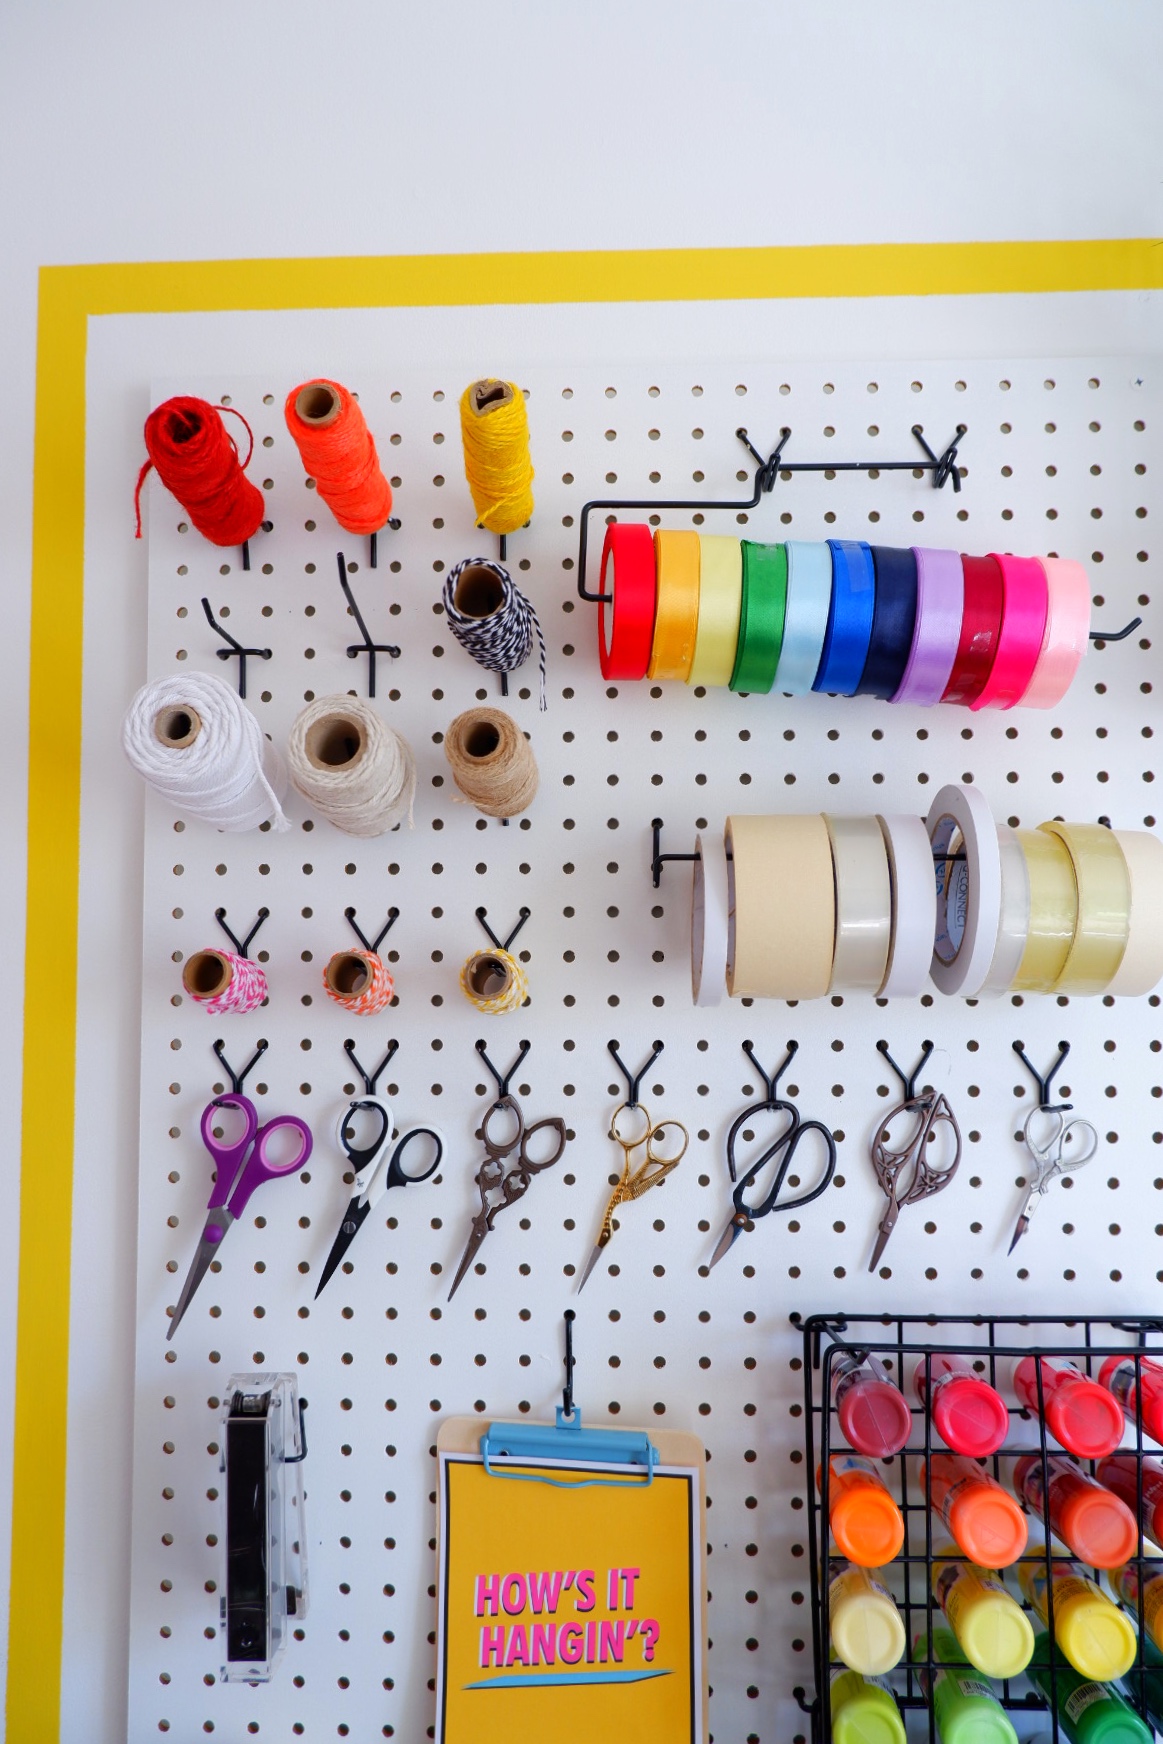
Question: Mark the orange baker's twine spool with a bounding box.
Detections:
[284,379,393,535]
[322,949,395,1015]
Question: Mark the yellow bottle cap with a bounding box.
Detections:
[956,1588,1035,1680]
[1055,1590,1138,1681]
[832,1586,907,1677]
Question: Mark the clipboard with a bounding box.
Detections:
[435,1407,708,1742]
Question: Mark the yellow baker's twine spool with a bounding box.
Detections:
[459,948,528,1015]
[459,379,535,536]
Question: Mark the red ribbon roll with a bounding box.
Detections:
[942,554,1005,705]
[972,553,1050,710]
[598,523,656,679]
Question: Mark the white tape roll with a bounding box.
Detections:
[824,814,892,992]
[876,814,937,997]
[926,784,1003,997]
[726,814,836,999]
[692,828,729,1006]
[1107,830,1163,997]
[979,822,1032,996]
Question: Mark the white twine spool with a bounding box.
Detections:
[121,671,289,832]
[286,695,416,837]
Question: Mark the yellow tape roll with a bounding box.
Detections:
[647,528,701,681]
[1108,831,1163,996]
[726,815,836,999]
[1038,821,1130,994]
[687,535,742,687]
[1012,828,1078,992]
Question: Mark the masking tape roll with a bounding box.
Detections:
[726,814,835,1000]
[687,536,742,687]
[979,823,1032,996]
[1108,831,1163,996]
[459,948,528,1015]
[692,828,729,1006]
[825,814,892,992]
[876,814,937,997]
[926,783,1003,997]
[1038,821,1130,994]
[647,528,701,681]
[1012,828,1078,992]
[1021,557,1091,709]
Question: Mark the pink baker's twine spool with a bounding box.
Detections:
[971,552,1049,710]
[182,949,267,1014]
[322,949,395,1015]
[1021,557,1091,708]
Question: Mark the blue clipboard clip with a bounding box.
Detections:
[479,1312,658,1488]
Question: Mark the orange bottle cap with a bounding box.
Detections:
[832,1485,906,1568]
[1059,1485,1139,1569]
[947,1485,1028,1568]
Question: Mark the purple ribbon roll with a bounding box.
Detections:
[891,547,964,706]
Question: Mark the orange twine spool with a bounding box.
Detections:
[284,379,393,535]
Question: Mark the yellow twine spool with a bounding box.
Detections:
[459,948,528,1015]
[459,379,535,535]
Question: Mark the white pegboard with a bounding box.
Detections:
[126,359,1159,1742]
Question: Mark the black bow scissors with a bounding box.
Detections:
[709,1041,837,1269]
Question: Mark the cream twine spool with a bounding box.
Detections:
[459,948,528,1015]
[443,706,538,819]
[121,670,289,831]
[286,695,415,836]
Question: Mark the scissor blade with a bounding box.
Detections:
[1007,1214,1030,1257]
[167,1232,223,1341]
[576,1242,606,1294]
[709,1220,742,1270]
[315,1197,370,1299]
[867,1212,897,1274]
[447,1221,487,1302]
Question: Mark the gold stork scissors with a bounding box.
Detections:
[577,1100,689,1292]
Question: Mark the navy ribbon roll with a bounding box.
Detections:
[856,546,918,699]
[814,540,876,695]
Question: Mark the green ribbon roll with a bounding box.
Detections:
[730,541,787,693]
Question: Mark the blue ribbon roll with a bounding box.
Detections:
[813,540,876,696]
[856,546,919,699]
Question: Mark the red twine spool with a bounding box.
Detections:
[134,396,265,547]
[284,379,393,536]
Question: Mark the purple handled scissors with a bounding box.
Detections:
[167,1093,313,1340]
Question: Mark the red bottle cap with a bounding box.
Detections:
[931,1376,1010,1457]
[1045,1382,1126,1461]
[838,1380,913,1460]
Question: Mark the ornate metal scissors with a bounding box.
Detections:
[447,1041,568,1302]
[867,1040,961,1272]
[1008,1042,1097,1254]
[577,1099,689,1292]
[710,1041,837,1269]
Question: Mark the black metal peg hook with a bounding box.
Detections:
[741,1039,799,1108]
[876,1038,935,1103]
[201,597,272,700]
[561,1309,577,1420]
[476,1038,531,1104]
[284,1398,308,1463]
[1090,614,1143,643]
[212,1036,268,1095]
[650,818,702,888]
[337,552,400,698]
[344,1036,399,1097]
[1013,1039,1072,1113]
[607,1039,664,1110]
[214,905,269,959]
[475,905,530,953]
[345,905,399,955]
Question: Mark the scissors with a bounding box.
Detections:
[710,1041,837,1269]
[1008,1104,1098,1254]
[168,1092,313,1339]
[577,1101,689,1292]
[315,1095,444,1297]
[867,1041,961,1272]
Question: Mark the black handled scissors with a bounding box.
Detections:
[709,1041,837,1269]
[448,1082,568,1301]
[315,1094,444,1297]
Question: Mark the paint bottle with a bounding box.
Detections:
[1019,1558,1137,1681]
[821,1455,906,1568]
[924,1453,1028,1568]
[1097,1455,1163,1545]
[1014,1455,1138,1570]
[1099,1353,1163,1445]
[1028,1631,1152,1744]
[930,1554,1034,1679]
[915,1355,1010,1458]
[1014,1356,1126,1461]
[833,1351,913,1459]
[1109,1561,1163,1653]
[1116,1630,1163,1735]
[829,1666,907,1744]
[914,1626,1019,1744]
[829,1559,907,1677]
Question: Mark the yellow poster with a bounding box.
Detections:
[435,1438,706,1742]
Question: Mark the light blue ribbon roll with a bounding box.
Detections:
[775,541,833,693]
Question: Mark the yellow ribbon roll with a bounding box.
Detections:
[1108,831,1163,996]
[687,535,742,687]
[647,528,701,681]
[1012,828,1078,992]
[726,815,836,999]
[1038,821,1131,994]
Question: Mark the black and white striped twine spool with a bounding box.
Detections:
[442,558,547,710]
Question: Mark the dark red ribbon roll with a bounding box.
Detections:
[598,523,657,679]
[941,554,1005,706]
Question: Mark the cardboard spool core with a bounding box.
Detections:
[452,562,505,620]
[295,382,342,427]
[305,714,365,770]
[469,378,514,418]
[465,952,513,999]
[463,721,501,760]
[326,952,372,997]
[183,950,233,999]
[154,705,203,750]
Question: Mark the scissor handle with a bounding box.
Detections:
[481,1094,525,1160]
[386,1124,444,1186]
[608,1101,654,1152]
[1023,1106,1099,1178]
[740,1116,837,1218]
[726,1097,796,1184]
[202,1094,258,1209]
[627,1119,689,1197]
[518,1115,568,1174]
[336,1096,394,1174]
[229,1113,314,1217]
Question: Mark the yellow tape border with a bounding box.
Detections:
[14,238,1163,1739]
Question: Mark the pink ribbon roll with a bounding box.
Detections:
[1021,557,1091,708]
[182,948,267,1015]
[971,552,1049,710]
[891,547,964,706]
[323,949,395,1015]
